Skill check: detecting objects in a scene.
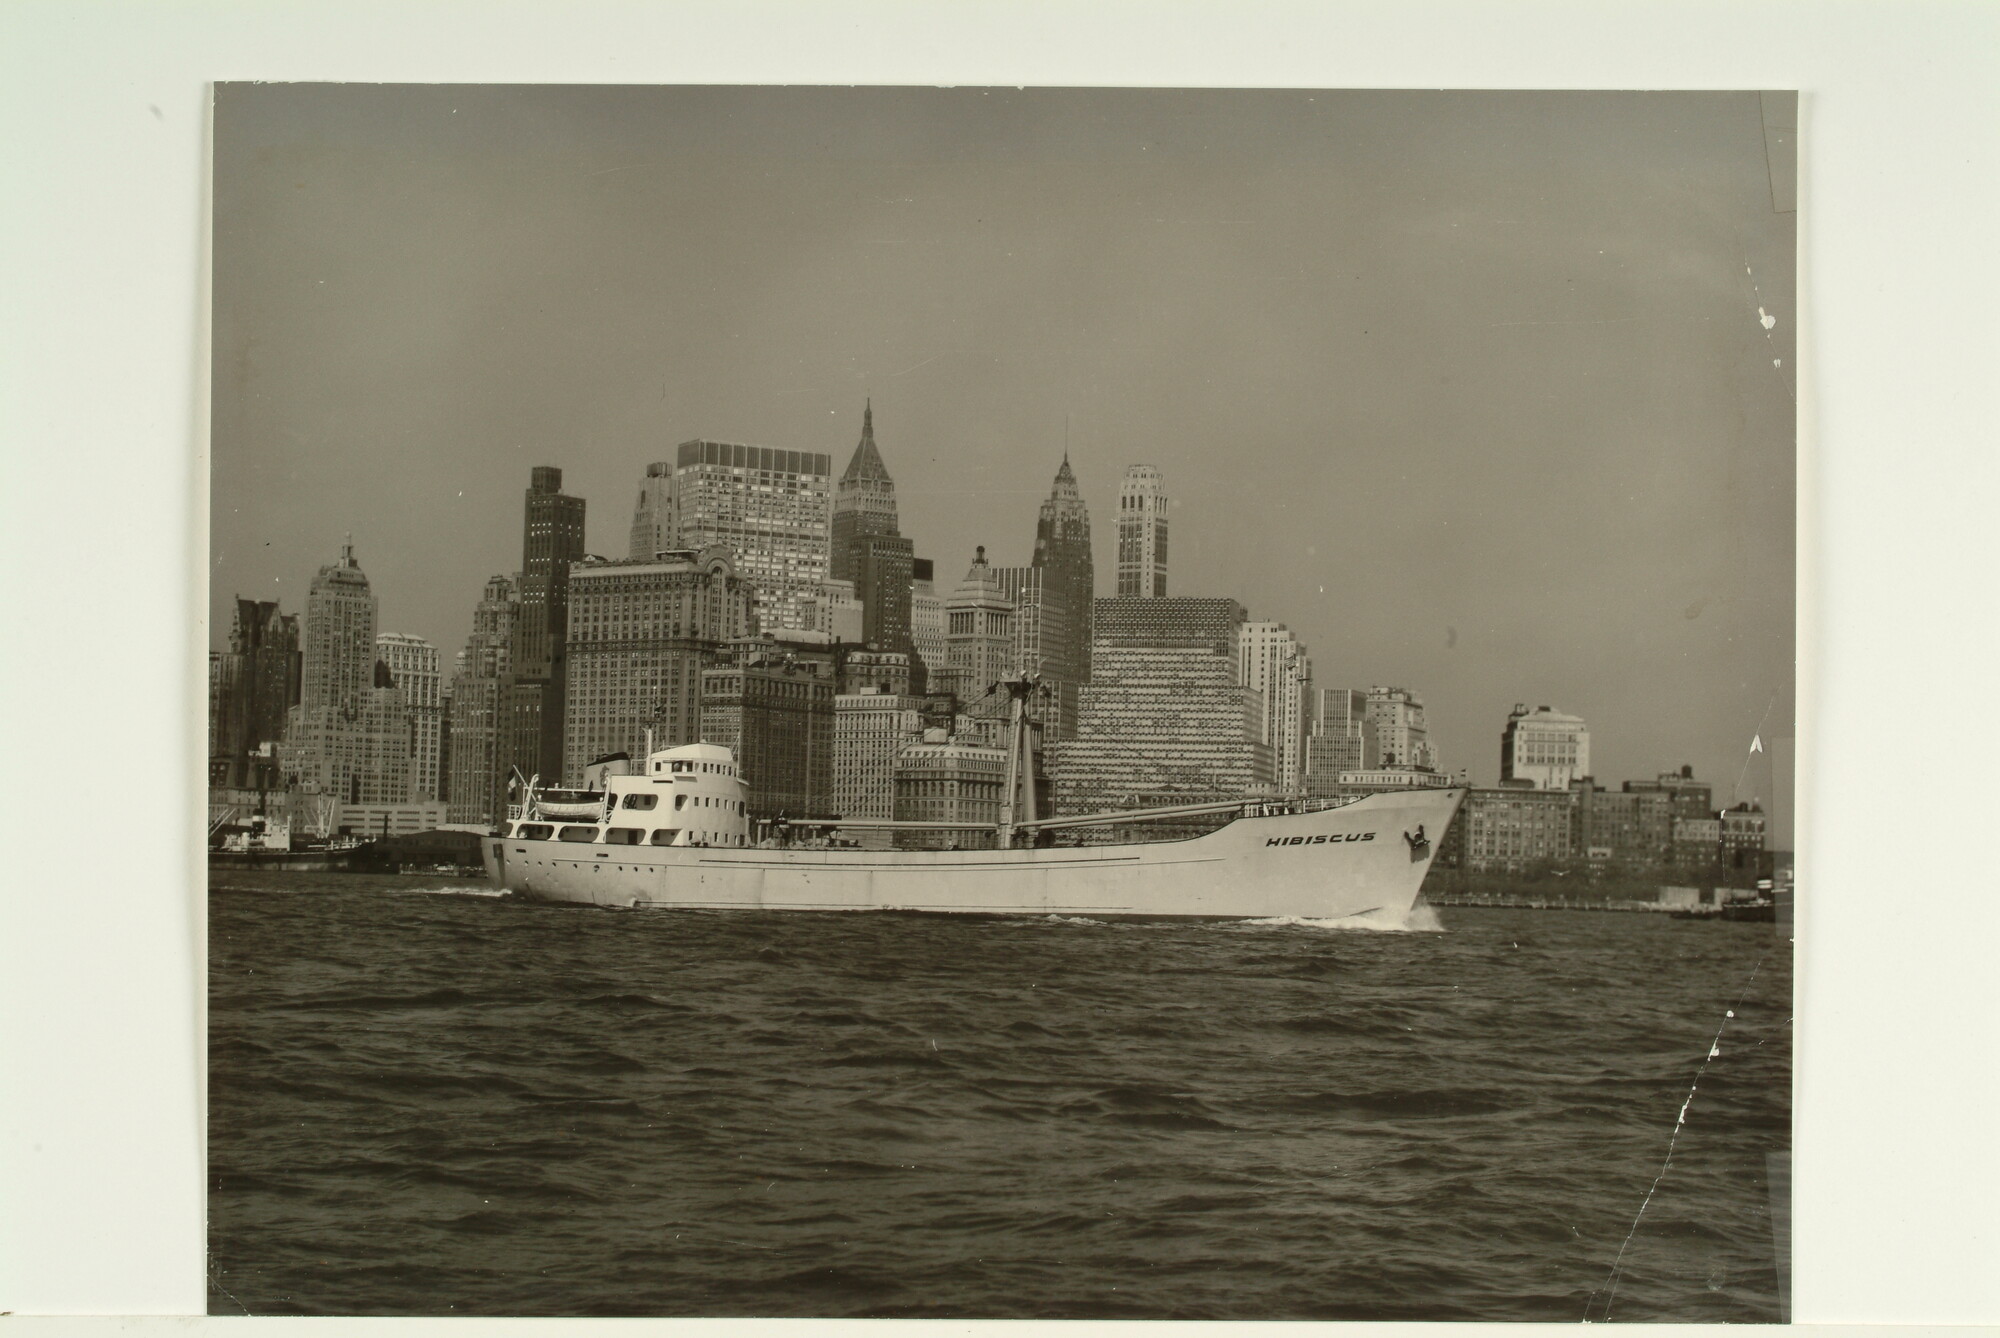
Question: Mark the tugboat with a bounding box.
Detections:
[483,675,1464,923]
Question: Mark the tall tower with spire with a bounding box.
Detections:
[1030,452,1095,739]
[831,400,916,665]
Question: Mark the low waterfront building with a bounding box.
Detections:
[1671,815,1723,865]
[1719,802,1768,871]
[1450,787,1579,873]
[1572,779,1677,868]
[1623,765,1715,823]
[338,800,449,840]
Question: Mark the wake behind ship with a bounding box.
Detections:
[483,678,1463,922]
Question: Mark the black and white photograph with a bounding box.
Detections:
[196,84,1800,1321]
[14,5,2000,1332]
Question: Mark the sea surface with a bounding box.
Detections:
[209,873,1790,1320]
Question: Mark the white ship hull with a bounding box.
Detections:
[483,787,1465,922]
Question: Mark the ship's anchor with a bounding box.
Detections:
[1403,824,1430,860]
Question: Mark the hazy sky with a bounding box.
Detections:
[211,86,1794,828]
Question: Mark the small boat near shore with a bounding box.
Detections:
[1670,898,1779,923]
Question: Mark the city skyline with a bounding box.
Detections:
[210,86,1793,829]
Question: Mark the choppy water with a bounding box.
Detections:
[209,873,1789,1320]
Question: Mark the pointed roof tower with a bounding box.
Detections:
[841,397,893,485]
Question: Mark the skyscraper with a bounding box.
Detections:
[834,689,928,834]
[561,546,757,778]
[298,537,376,717]
[635,439,833,634]
[942,547,1016,706]
[1304,687,1379,799]
[628,460,673,560]
[446,574,518,825]
[831,402,916,656]
[1116,464,1169,597]
[377,632,442,801]
[1029,453,1095,739]
[514,466,586,681]
[502,466,586,793]
[1049,597,1274,829]
[909,557,945,688]
[1368,685,1438,771]
[1239,621,1312,795]
[1499,703,1591,790]
[209,597,300,789]
[989,563,1059,707]
[283,539,383,802]
[699,662,835,821]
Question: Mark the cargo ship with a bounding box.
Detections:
[482,676,1463,923]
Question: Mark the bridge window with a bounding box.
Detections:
[621,793,658,811]
[558,825,600,842]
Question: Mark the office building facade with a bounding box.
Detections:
[699,663,834,821]
[1240,621,1312,795]
[284,540,390,803]
[1115,464,1169,597]
[941,548,1017,705]
[561,547,756,780]
[1049,597,1274,827]
[1304,687,1379,799]
[909,557,945,688]
[894,730,1008,850]
[1452,787,1579,873]
[446,574,518,824]
[1368,685,1438,772]
[636,439,832,634]
[1500,704,1591,791]
[209,597,301,790]
[377,632,442,801]
[834,690,928,828]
